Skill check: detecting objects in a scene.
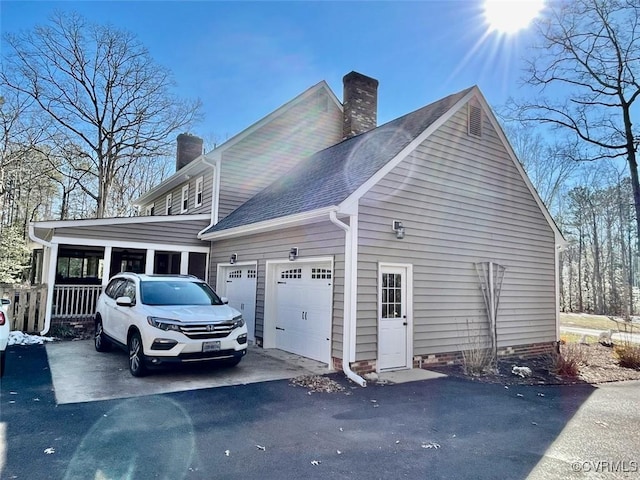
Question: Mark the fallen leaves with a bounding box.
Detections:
[290,375,345,393]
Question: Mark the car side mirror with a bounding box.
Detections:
[116,296,133,307]
[1,298,10,306]
[221,296,229,305]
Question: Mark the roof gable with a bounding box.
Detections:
[134,81,341,206]
[204,87,474,234]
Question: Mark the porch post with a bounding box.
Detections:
[42,242,58,335]
[145,249,155,274]
[102,246,112,287]
[180,251,189,275]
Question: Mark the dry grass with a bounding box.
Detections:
[551,343,589,377]
[560,313,620,331]
[614,345,640,370]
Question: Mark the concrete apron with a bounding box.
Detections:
[45,340,329,405]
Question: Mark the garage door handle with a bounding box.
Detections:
[403,322,407,326]
[277,281,286,284]
[276,327,285,331]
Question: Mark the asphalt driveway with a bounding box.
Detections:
[2,344,640,479]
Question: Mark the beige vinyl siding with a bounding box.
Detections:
[56,218,210,247]
[356,105,556,361]
[142,170,214,216]
[217,91,342,219]
[208,221,345,356]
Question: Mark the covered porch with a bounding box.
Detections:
[29,214,212,333]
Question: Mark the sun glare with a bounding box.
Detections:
[484,0,545,35]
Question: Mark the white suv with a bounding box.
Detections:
[94,273,248,376]
[1,298,10,377]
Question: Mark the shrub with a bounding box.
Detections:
[614,345,640,370]
[551,343,588,377]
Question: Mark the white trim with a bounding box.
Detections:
[555,245,561,341]
[200,206,337,240]
[50,235,210,253]
[102,246,112,287]
[377,262,413,372]
[263,256,334,353]
[180,251,189,275]
[145,203,155,216]
[145,249,155,274]
[181,184,189,213]
[133,158,209,206]
[41,242,58,335]
[195,176,204,207]
[30,214,210,230]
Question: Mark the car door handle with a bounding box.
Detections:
[276,327,285,331]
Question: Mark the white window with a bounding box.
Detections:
[145,203,154,216]
[195,176,204,207]
[181,185,189,213]
[166,193,172,215]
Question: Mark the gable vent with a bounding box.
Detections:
[468,103,482,137]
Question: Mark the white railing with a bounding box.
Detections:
[52,285,103,319]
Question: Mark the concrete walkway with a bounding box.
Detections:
[46,340,329,404]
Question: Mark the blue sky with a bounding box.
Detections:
[1,1,541,144]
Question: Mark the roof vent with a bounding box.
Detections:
[468,103,482,138]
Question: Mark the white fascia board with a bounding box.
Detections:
[31,213,210,230]
[51,235,210,253]
[474,89,566,246]
[339,88,477,213]
[200,207,338,241]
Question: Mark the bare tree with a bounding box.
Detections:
[1,11,201,218]
[509,0,640,239]
[503,124,581,216]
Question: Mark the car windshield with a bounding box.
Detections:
[140,280,224,306]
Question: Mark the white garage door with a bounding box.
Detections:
[223,266,257,342]
[275,263,332,363]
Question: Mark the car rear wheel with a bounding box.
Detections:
[128,331,147,377]
[94,317,111,352]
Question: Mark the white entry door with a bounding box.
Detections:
[274,263,332,363]
[378,265,410,371]
[224,266,257,342]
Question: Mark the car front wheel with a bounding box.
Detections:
[128,331,147,377]
[94,317,111,352]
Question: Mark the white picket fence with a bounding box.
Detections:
[52,285,103,320]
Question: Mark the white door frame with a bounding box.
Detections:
[215,261,258,336]
[264,257,334,355]
[377,262,413,372]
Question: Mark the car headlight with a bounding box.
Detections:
[147,316,182,332]
[232,315,245,329]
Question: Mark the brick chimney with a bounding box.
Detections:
[176,133,203,171]
[342,71,379,139]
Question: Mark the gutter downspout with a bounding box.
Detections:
[28,224,55,335]
[329,210,366,387]
[197,152,222,238]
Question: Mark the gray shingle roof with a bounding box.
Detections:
[204,86,473,234]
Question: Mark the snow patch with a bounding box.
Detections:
[8,331,55,346]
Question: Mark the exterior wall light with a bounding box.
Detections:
[289,247,299,261]
[230,253,237,264]
[392,220,405,239]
